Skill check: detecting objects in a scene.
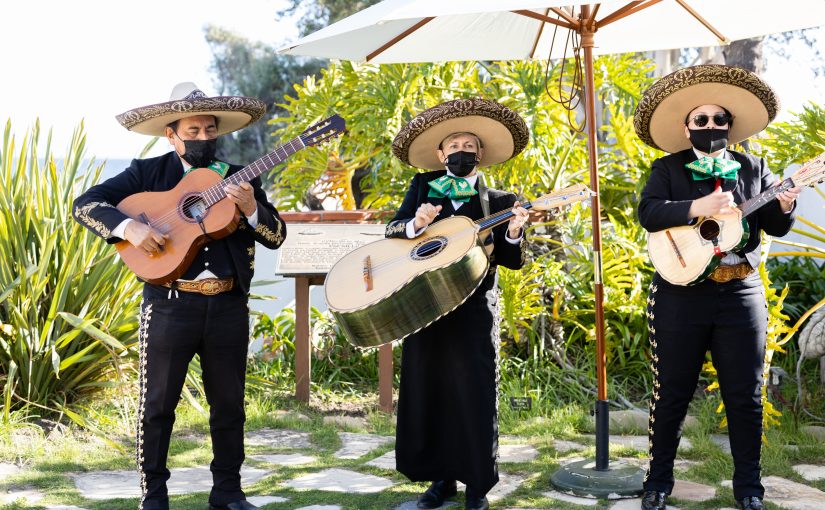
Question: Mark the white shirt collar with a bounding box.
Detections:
[692,147,728,160]
[445,170,479,188]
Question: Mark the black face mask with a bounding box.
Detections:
[688,128,729,154]
[444,151,478,177]
[175,134,217,168]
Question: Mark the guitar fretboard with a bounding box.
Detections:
[738,177,794,217]
[200,137,306,207]
[475,201,534,232]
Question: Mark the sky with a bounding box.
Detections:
[1,2,824,162]
[1,0,299,161]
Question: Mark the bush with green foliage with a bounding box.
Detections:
[0,121,142,423]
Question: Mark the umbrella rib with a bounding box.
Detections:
[512,10,578,30]
[674,0,729,43]
[548,7,579,27]
[586,3,601,31]
[529,8,551,59]
[596,0,661,28]
[366,17,435,62]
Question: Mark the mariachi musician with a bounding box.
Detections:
[634,65,801,510]
[73,83,286,510]
[387,98,530,510]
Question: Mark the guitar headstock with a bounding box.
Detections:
[300,114,346,147]
[791,151,825,187]
[531,183,595,211]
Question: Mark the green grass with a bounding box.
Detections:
[1,387,824,510]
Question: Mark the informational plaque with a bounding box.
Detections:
[274,223,387,275]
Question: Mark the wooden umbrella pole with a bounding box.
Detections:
[580,4,610,471]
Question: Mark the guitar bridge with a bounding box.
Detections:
[363,255,373,292]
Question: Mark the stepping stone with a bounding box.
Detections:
[394,501,457,510]
[611,499,680,510]
[671,479,716,501]
[457,472,527,502]
[74,466,268,499]
[366,450,396,470]
[608,410,648,433]
[323,415,367,429]
[559,456,587,466]
[710,434,732,454]
[723,476,825,509]
[793,464,825,481]
[269,409,311,422]
[248,495,289,505]
[543,489,599,506]
[246,428,312,449]
[0,463,20,481]
[584,435,692,452]
[251,453,317,466]
[617,456,701,472]
[552,439,586,453]
[0,488,44,504]
[499,444,538,463]
[282,468,394,493]
[801,425,825,441]
[334,432,393,459]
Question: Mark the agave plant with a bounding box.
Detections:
[0,120,142,424]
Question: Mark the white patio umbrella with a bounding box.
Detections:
[279,0,825,497]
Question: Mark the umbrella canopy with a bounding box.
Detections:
[279,0,825,63]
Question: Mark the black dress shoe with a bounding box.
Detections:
[417,480,457,509]
[641,490,667,510]
[209,500,260,510]
[736,496,765,510]
[465,486,489,510]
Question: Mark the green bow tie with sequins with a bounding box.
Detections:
[685,156,741,181]
[427,175,478,202]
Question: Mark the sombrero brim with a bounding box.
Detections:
[116,96,267,137]
[634,65,779,153]
[392,98,529,170]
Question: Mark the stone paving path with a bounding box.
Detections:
[2,426,825,508]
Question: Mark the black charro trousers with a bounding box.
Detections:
[644,274,767,501]
[137,285,249,510]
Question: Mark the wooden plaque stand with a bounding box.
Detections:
[278,210,395,412]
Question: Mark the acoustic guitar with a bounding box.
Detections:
[325,184,594,348]
[648,151,825,286]
[115,115,346,284]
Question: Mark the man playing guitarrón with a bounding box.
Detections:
[73,83,286,510]
[634,65,800,510]
[388,98,530,510]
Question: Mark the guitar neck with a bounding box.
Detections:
[202,136,305,207]
[738,177,794,217]
[475,201,533,232]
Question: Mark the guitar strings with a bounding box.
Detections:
[130,139,304,233]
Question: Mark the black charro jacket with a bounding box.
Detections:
[72,151,286,294]
[385,170,526,271]
[638,148,796,272]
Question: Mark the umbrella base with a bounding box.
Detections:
[550,459,645,499]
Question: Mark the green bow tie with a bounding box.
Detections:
[427,175,478,202]
[685,156,741,181]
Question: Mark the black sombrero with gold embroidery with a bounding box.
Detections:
[116,82,267,137]
[392,98,529,170]
[634,64,780,153]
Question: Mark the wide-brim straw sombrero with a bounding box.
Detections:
[392,98,529,170]
[634,64,780,154]
[115,82,267,137]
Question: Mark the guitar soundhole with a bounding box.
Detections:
[180,194,208,223]
[411,236,447,261]
[698,219,721,240]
